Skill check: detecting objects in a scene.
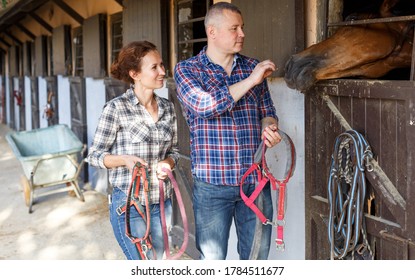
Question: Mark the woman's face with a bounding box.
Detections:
[136,50,166,90]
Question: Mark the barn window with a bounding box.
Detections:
[15,45,22,76]
[24,42,34,76]
[176,0,213,61]
[110,12,123,66]
[47,36,53,76]
[73,27,83,77]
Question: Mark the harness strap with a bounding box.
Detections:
[159,167,189,260]
[124,163,155,260]
[240,163,269,223]
[275,182,286,249]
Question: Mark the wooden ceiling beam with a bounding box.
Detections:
[15,22,36,41]
[0,36,11,48]
[28,11,53,33]
[3,31,23,45]
[51,0,84,24]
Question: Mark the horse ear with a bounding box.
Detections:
[380,0,399,17]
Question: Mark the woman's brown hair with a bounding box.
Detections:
[110,41,157,84]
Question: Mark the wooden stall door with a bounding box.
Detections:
[305,80,415,260]
[70,77,87,184]
[45,76,58,126]
[30,77,39,129]
[18,77,25,131]
[104,78,128,102]
[7,78,13,129]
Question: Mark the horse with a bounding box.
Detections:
[284,0,414,92]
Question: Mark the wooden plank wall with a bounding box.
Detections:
[232,0,304,77]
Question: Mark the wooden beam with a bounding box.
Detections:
[114,0,124,8]
[411,28,415,81]
[51,0,84,24]
[328,15,415,27]
[28,11,53,33]
[0,42,8,52]
[0,37,11,48]
[15,22,36,41]
[4,31,23,45]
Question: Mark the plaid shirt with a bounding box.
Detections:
[174,47,277,186]
[87,87,180,204]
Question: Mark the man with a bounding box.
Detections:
[174,2,281,260]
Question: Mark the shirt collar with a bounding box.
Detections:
[126,85,161,112]
[126,86,140,105]
[199,46,241,69]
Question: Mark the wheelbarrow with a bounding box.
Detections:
[6,124,85,213]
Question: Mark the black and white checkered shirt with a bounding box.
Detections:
[87,87,180,204]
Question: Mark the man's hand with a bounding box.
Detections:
[250,60,277,86]
[262,124,282,148]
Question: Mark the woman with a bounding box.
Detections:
[87,41,179,260]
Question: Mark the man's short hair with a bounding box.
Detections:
[204,2,242,28]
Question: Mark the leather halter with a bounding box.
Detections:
[240,129,296,253]
[124,163,154,259]
[122,163,189,260]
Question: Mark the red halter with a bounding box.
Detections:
[240,129,296,251]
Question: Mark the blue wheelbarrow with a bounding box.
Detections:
[6,124,85,213]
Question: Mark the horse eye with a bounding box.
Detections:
[345,13,359,21]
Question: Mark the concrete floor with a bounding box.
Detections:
[0,124,125,260]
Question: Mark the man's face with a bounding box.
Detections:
[213,10,245,54]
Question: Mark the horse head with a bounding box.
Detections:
[284,0,414,92]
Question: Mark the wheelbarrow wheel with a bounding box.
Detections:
[20,176,33,211]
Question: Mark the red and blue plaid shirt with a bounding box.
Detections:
[174,47,278,186]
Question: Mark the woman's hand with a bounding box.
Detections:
[123,155,148,171]
[156,158,174,180]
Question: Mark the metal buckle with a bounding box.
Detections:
[116,206,124,216]
[263,219,274,226]
[261,166,271,178]
[276,219,286,226]
[275,239,285,251]
[140,243,149,260]
[141,243,148,253]
[263,219,286,227]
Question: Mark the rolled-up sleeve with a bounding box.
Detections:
[174,61,235,119]
[258,80,278,121]
[86,103,118,169]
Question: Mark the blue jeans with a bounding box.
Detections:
[193,177,273,260]
[109,187,172,260]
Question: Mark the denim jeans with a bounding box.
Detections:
[192,177,273,260]
[109,187,172,260]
